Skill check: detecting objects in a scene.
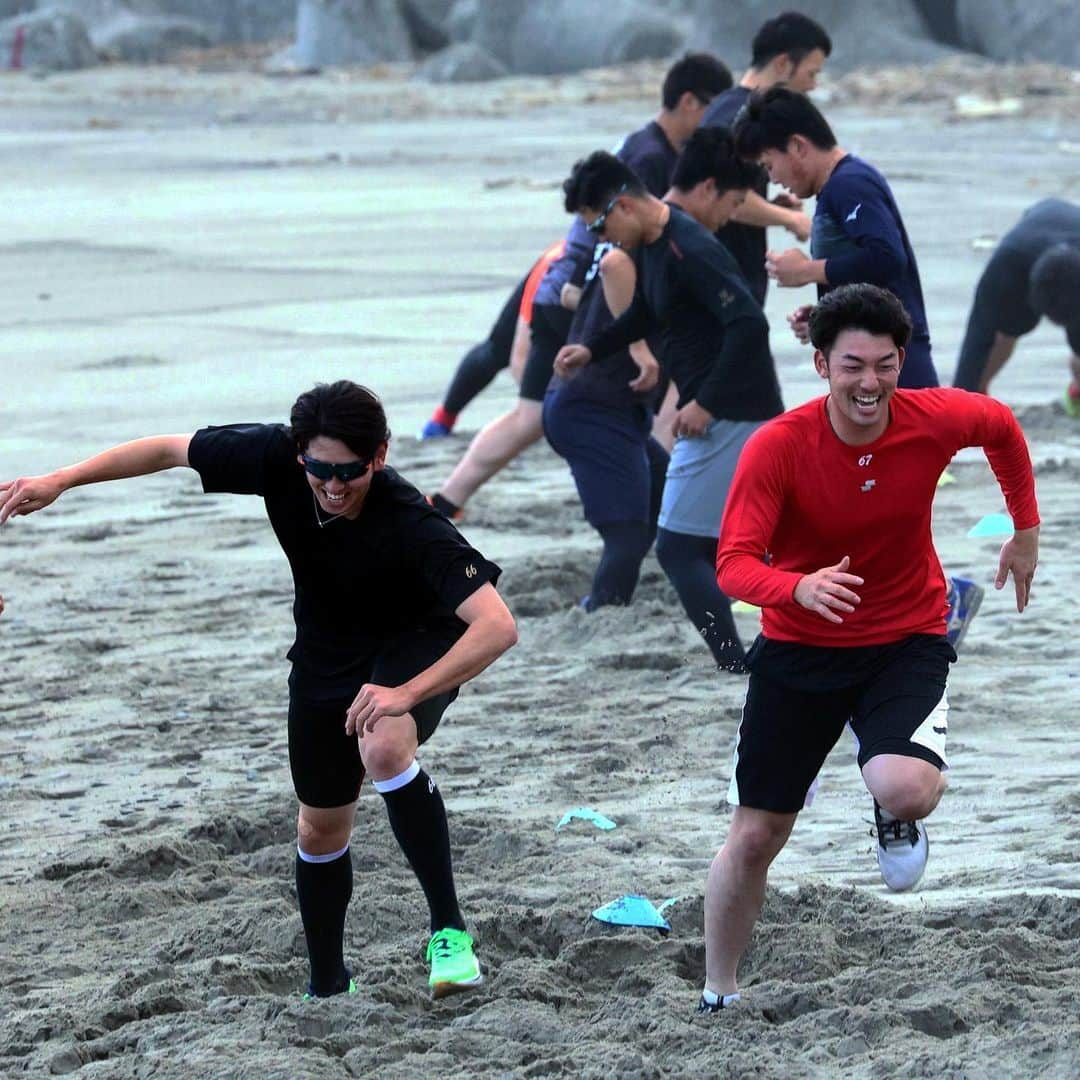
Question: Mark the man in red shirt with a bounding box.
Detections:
[700,283,1040,1013]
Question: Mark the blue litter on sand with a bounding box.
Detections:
[592,895,671,931]
[556,807,616,832]
[967,513,1013,538]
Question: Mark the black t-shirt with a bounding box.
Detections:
[615,120,679,199]
[563,262,659,412]
[583,205,783,422]
[187,423,500,690]
[703,86,769,307]
[954,198,1080,389]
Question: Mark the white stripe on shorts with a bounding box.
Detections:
[909,689,949,767]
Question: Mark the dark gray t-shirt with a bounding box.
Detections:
[953,198,1080,389]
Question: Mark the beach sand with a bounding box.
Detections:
[0,58,1077,1077]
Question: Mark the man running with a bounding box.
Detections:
[0,381,518,1000]
[701,284,1039,1012]
[702,9,831,304]
[554,147,781,671]
[544,128,756,612]
[428,53,733,520]
[951,198,1080,407]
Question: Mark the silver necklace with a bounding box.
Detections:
[312,491,348,529]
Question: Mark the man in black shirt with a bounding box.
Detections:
[427,53,733,519]
[612,52,733,208]
[702,10,831,305]
[544,128,767,620]
[0,381,518,1001]
[555,151,782,672]
[952,198,1080,407]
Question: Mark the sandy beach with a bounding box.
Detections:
[0,57,1078,1077]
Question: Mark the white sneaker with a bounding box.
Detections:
[874,800,928,891]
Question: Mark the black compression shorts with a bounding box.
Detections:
[288,625,461,808]
[519,302,573,402]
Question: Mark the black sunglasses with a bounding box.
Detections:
[301,454,372,483]
[587,184,629,235]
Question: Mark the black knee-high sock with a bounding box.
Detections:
[376,766,465,934]
[656,527,746,670]
[295,847,353,995]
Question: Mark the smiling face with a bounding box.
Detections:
[298,434,387,519]
[815,328,905,445]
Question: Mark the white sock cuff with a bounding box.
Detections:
[372,760,421,794]
[297,843,349,864]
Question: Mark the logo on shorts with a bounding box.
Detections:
[933,725,947,735]
[719,289,735,307]
[858,454,873,467]
[861,479,876,493]
[846,203,862,223]
[465,564,477,578]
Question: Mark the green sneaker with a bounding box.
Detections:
[426,928,483,999]
[1065,382,1080,419]
[302,974,357,1001]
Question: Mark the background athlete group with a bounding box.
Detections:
[0,8,1067,1014]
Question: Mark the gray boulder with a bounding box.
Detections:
[463,0,683,75]
[0,9,97,69]
[417,39,505,81]
[93,12,212,61]
[445,0,476,43]
[402,0,452,52]
[0,1,36,17]
[955,0,1080,67]
[46,1,295,45]
[148,1,296,45]
[291,0,414,68]
[688,0,955,73]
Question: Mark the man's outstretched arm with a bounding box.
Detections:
[0,435,193,524]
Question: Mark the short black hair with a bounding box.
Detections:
[733,86,837,158]
[1029,242,1080,327]
[671,126,759,193]
[809,284,913,357]
[661,51,733,110]
[289,380,390,457]
[563,151,646,214]
[750,11,832,69]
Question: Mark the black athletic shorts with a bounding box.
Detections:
[727,634,956,814]
[520,302,573,402]
[288,625,461,808]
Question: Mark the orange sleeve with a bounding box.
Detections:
[519,240,566,325]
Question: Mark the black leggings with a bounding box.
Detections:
[655,527,746,670]
[586,522,653,611]
[442,272,528,416]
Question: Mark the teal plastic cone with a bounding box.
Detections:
[592,895,671,931]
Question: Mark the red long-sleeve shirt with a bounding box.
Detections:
[716,388,1040,647]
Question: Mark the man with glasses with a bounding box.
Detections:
[426,53,732,521]
[0,380,518,1001]
[554,149,783,672]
